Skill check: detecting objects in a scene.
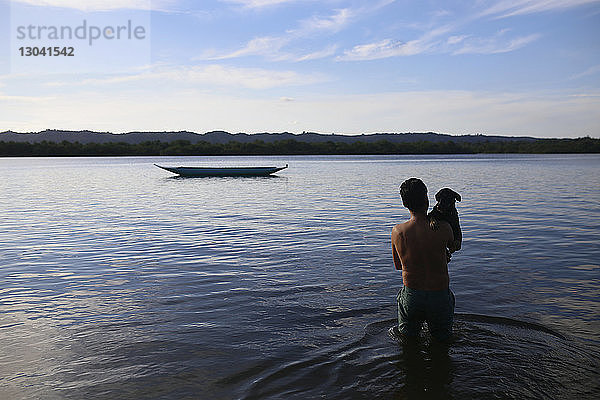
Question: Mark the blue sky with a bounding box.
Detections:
[0,0,599,137]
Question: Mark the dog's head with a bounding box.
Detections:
[434,188,461,211]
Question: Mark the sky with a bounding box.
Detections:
[0,0,599,138]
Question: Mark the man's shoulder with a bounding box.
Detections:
[392,220,410,233]
[392,221,411,242]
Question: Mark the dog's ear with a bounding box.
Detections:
[453,191,461,202]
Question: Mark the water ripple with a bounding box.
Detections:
[0,155,598,399]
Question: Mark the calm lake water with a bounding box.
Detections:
[0,154,599,399]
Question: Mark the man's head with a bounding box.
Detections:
[400,178,429,213]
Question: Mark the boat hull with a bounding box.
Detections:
[155,164,287,177]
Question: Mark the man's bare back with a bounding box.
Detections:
[392,212,456,291]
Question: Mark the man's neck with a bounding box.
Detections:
[409,210,428,221]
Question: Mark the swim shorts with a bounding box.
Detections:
[397,286,455,342]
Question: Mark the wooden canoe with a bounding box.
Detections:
[154,164,288,177]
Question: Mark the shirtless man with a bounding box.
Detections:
[391,178,461,343]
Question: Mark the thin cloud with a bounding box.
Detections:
[338,39,431,61]
[339,30,541,60]
[44,64,328,89]
[221,0,304,8]
[202,1,396,61]
[273,45,339,62]
[201,40,337,62]
[10,0,176,11]
[568,92,600,97]
[479,0,600,18]
[222,0,395,10]
[338,0,596,61]
[338,24,454,61]
[453,33,541,55]
[204,7,350,59]
[0,94,50,102]
[569,64,600,80]
[292,8,354,35]
[338,1,554,62]
[447,35,469,45]
[202,36,289,60]
[200,8,347,60]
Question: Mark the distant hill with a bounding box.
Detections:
[0,129,540,145]
[1,129,597,156]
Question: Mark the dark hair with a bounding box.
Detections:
[400,178,428,212]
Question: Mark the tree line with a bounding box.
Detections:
[0,137,598,157]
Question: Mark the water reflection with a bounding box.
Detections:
[394,341,454,399]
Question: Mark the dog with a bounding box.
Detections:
[428,188,462,259]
